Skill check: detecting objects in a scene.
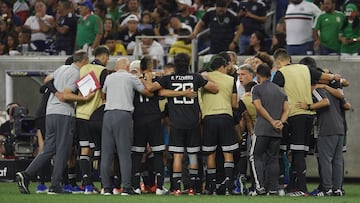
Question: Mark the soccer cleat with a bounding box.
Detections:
[170,189,182,196]
[317,189,333,197]
[309,188,319,196]
[113,187,123,195]
[268,189,285,196]
[156,187,168,195]
[16,172,30,194]
[333,189,343,196]
[36,183,48,193]
[134,188,142,195]
[121,188,140,195]
[102,188,112,196]
[287,191,309,197]
[47,186,72,194]
[188,188,195,196]
[256,187,267,195]
[84,185,94,194]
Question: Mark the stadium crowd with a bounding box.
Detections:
[0,0,353,198]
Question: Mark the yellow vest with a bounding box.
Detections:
[279,64,315,117]
[76,64,105,120]
[241,93,256,124]
[201,71,233,118]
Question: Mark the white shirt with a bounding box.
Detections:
[285,1,321,45]
[25,14,53,41]
[134,40,165,68]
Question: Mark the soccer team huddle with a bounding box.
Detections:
[15,46,349,197]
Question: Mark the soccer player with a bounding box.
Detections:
[131,56,167,195]
[144,53,218,195]
[200,55,239,195]
[250,63,288,195]
[76,46,109,194]
[272,48,341,196]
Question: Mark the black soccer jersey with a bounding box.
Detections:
[133,76,162,124]
[158,72,208,129]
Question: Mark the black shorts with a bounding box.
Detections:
[202,114,239,153]
[168,125,201,154]
[280,122,289,151]
[76,118,95,148]
[132,118,165,153]
[287,114,314,152]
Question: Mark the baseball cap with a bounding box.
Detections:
[120,14,139,26]
[345,3,358,16]
[177,0,192,7]
[78,0,94,11]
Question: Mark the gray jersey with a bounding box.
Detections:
[252,80,288,137]
[313,88,344,136]
[46,64,79,116]
[103,70,145,112]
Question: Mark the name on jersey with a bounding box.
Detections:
[171,75,193,80]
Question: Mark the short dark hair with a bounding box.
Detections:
[174,53,190,74]
[299,56,317,70]
[210,55,227,71]
[141,28,155,36]
[254,52,273,68]
[140,55,153,71]
[256,63,271,78]
[273,48,290,61]
[94,45,110,57]
[72,50,88,63]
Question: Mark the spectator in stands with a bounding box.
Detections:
[104,0,123,27]
[339,2,360,56]
[168,28,192,61]
[238,0,267,55]
[175,0,198,28]
[283,0,321,55]
[76,0,103,51]
[13,0,29,24]
[4,33,19,55]
[191,0,243,54]
[0,14,16,43]
[151,6,171,36]
[169,15,193,33]
[55,0,77,55]
[104,32,128,56]
[138,11,153,31]
[117,14,141,54]
[24,0,55,52]
[100,17,116,45]
[1,0,23,32]
[269,32,286,55]
[313,0,345,55]
[244,31,267,55]
[225,0,240,13]
[94,2,107,22]
[118,0,141,32]
[133,28,165,69]
[46,0,57,17]
[17,27,36,54]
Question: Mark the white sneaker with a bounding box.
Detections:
[156,187,168,195]
[134,188,141,195]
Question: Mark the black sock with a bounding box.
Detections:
[79,155,91,186]
[207,168,216,193]
[154,152,164,188]
[172,172,182,191]
[189,168,198,190]
[224,162,234,190]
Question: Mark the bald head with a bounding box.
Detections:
[115,57,130,71]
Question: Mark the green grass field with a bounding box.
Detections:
[0,182,359,203]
